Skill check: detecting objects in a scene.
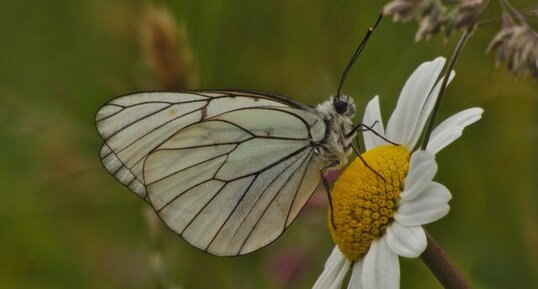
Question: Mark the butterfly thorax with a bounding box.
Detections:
[314,95,356,169]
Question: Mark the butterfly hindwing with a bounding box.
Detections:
[100,144,148,199]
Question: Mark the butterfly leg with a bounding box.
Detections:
[347,125,386,182]
[348,121,399,146]
[348,120,379,154]
[350,145,386,182]
[354,133,363,154]
[344,123,366,156]
[351,144,360,156]
[320,163,339,230]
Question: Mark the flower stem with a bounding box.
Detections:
[145,207,178,289]
[417,2,493,287]
[421,0,493,149]
[420,230,472,289]
[420,29,471,150]
[419,28,472,288]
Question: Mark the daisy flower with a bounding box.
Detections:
[313,57,483,289]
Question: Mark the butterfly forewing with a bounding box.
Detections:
[96,91,291,198]
[96,91,327,256]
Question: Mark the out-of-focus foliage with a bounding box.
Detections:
[488,3,538,77]
[0,1,537,289]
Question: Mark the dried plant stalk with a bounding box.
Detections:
[140,5,196,90]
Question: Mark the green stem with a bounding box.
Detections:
[419,2,494,287]
[145,207,174,289]
[421,231,472,289]
[420,29,471,150]
[421,0,493,149]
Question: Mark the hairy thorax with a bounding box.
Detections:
[313,96,356,169]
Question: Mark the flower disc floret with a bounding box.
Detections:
[329,145,410,261]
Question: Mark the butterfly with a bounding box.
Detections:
[96,15,383,257]
[96,90,357,256]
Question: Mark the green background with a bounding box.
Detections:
[1,1,537,288]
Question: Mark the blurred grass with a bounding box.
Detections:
[1,0,537,288]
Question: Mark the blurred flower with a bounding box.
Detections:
[325,169,342,183]
[488,8,538,77]
[266,249,309,287]
[304,170,341,211]
[384,0,486,41]
[312,58,483,289]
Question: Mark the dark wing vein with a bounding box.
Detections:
[203,174,259,251]
[238,151,313,253]
[204,90,316,112]
[284,155,317,227]
[154,141,309,213]
[97,101,203,122]
[215,145,311,183]
[113,103,208,156]
[148,147,237,187]
[206,149,312,251]
[102,103,174,141]
[179,182,227,235]
[207,107,314,137]
[153,144,238,213]
[96,106,125,122]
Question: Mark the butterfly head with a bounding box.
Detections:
[332,95,355,118]
[315,95,356,120]
[333,99,348,114]
[332,95,355,117]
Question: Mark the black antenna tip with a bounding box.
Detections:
[335,15,384,100]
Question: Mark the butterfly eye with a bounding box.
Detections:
[333,99,348,114]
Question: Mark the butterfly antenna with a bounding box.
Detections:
[335,14,383,100]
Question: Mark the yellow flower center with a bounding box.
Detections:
[328,145,410,261]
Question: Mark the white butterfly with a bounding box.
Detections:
[96,90,358,256]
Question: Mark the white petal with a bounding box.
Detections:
[386,222,427,258]
[313,247,351,289]
[427,107,484,154]
[395,182,452,226]
[362,96,387,150]
[406,70,455,149]
[362,237,400,289]
[386,57,445,146]
[346,259,364,289]
[400,151,437,201]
